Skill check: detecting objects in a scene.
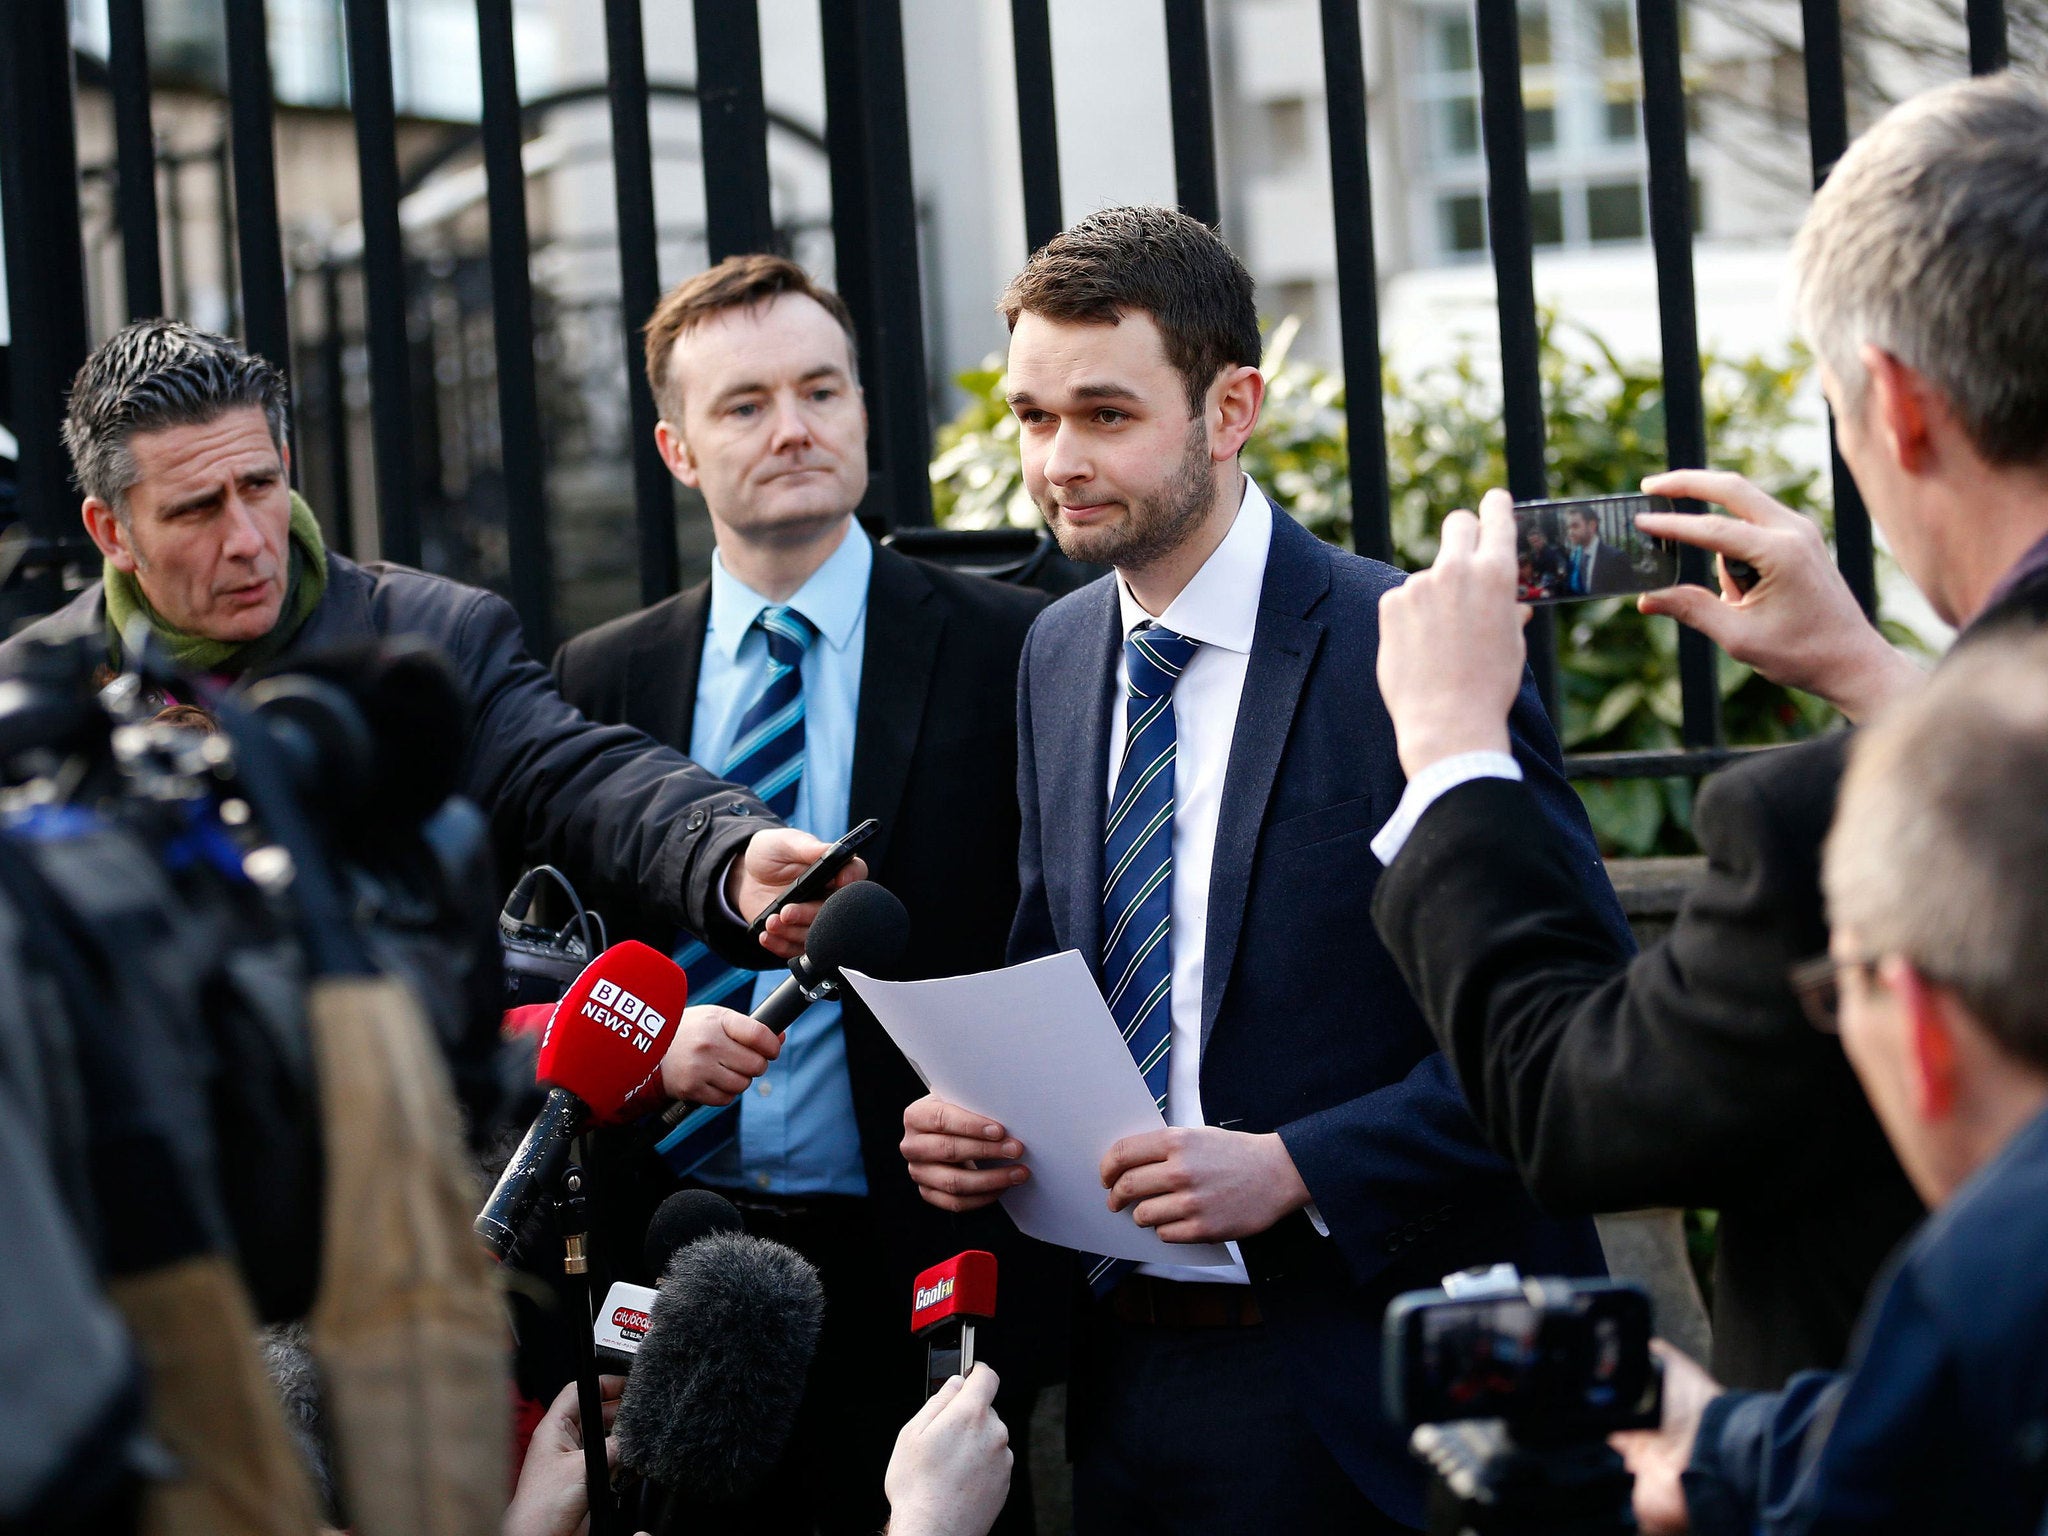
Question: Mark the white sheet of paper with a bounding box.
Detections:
[841,951,1232,1267]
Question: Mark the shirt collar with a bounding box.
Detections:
[707,520,872,664]
[1115,474,1273,655]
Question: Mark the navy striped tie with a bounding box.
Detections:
[1087,621,1200,1295]
[656,605,818,1175]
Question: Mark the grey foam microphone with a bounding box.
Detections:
[614,1230,825,1518]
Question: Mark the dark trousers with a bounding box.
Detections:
[690,1190,1037,1536]
[1070,1303,1415,1536]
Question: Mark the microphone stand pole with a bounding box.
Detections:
[555,1157,616,1536]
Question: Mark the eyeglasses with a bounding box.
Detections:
[1788,953,1882,1034]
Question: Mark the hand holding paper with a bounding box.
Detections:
[845,951,1232,1267]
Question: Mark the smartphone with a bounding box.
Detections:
[1512,494,1679,605]
[924,1324,976,1400]
[744,817,880,946]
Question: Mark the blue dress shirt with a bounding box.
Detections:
[688,524,871,1198]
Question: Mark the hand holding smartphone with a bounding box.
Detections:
[1511,494,1680,605]
[744,818,879,947]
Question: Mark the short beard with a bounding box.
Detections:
[1040,416,1216,574]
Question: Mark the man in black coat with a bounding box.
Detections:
[1367,75,2048,1391]
[0,320,850,974]
[553,255,1061,1535]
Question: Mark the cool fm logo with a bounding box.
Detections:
[584,979,667,1052]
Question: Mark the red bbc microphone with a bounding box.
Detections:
[912,1250,997,1399]
[475,940,686,1258]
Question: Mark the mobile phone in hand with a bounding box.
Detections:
[1512,494,1680,605]
[744,817,879,946]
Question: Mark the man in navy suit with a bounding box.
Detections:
[898,206,1628,1533]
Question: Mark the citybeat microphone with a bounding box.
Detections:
[614,1229,825,1533]
[913,1250,998,1399]
[474,940,685,1258]
[593,1189,744,1371]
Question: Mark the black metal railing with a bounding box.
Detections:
[0,0,2017,779]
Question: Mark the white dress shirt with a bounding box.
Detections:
[1368,751,1524,867]
[1107,477,1270,1284]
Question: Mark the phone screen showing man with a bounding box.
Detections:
[1514,494,1679,605]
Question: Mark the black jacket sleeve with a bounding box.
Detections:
[1369,732,1883,1214]
[441,582,775,966]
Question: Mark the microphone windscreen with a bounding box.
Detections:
[536,941,685,1124]
[804,881,911,980]
[641,1188,744,1280]
[614,1231,825,1503]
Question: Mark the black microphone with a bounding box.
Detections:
[614,1230,825,1531]
[593,1190,746,1370]
[649,883,911,1165]
[752,878,911,1030]
[643,1188,746,1279]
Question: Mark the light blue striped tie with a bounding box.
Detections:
[1087,621,1200,1296]
[656,605,818,1176]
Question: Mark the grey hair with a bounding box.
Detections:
[1822,630,2048,1074]
[1792,73,2048,468]
[62,319,289,514]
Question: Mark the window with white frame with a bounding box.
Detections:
[1413,0,1679,262]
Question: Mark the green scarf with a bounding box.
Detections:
[104,491,330,677]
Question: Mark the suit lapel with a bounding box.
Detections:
[625,582,711,752]
[1200,509,1329,1048]
[1048,578,1122,976]
[849,547,944,876]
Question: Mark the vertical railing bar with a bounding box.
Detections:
[1010,0,1063,252]
[695,0,775,262]
[1637,0,1720,748]
[1474,0,1559,716]
[819,0,931,530]
[342,0,421,565]
[164,149,191,318]
[1799,0,1876,617]
[477,0,556,653]
[1967,0,2008,74]
[222,0,292,379]
[319,259,356,559]
[602,0,678,602]
[215,136,241,339]
[1162,0,1221,227]
[0,0,92,570]
[1318,0,1392,561]
[107,0,164,319]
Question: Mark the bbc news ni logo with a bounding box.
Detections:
[585,979,667,1051]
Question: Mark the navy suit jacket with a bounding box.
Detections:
[1010,503,1623,1522]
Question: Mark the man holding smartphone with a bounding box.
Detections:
[554,255,1061,1535]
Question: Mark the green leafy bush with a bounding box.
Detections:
[929,313,1857,854]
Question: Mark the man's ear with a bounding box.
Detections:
[653,419,702,490]
[1210,364,1266,462]
[1860,345,1939,478]
[1890,958,1961,1123]
[81,497,139,574]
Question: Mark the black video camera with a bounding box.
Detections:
[1385,1268,1661,1536]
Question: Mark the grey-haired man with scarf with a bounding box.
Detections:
[0,318,856,967]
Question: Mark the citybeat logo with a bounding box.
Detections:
[915,1276,956,1313]
[584,979,667,1052]
[611,1305,651,1342]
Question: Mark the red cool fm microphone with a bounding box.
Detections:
[475,941,686,1258]
[912,1250,997,1399]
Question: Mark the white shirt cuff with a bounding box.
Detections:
[1370,751,1524,867]
[715,852,746,926]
